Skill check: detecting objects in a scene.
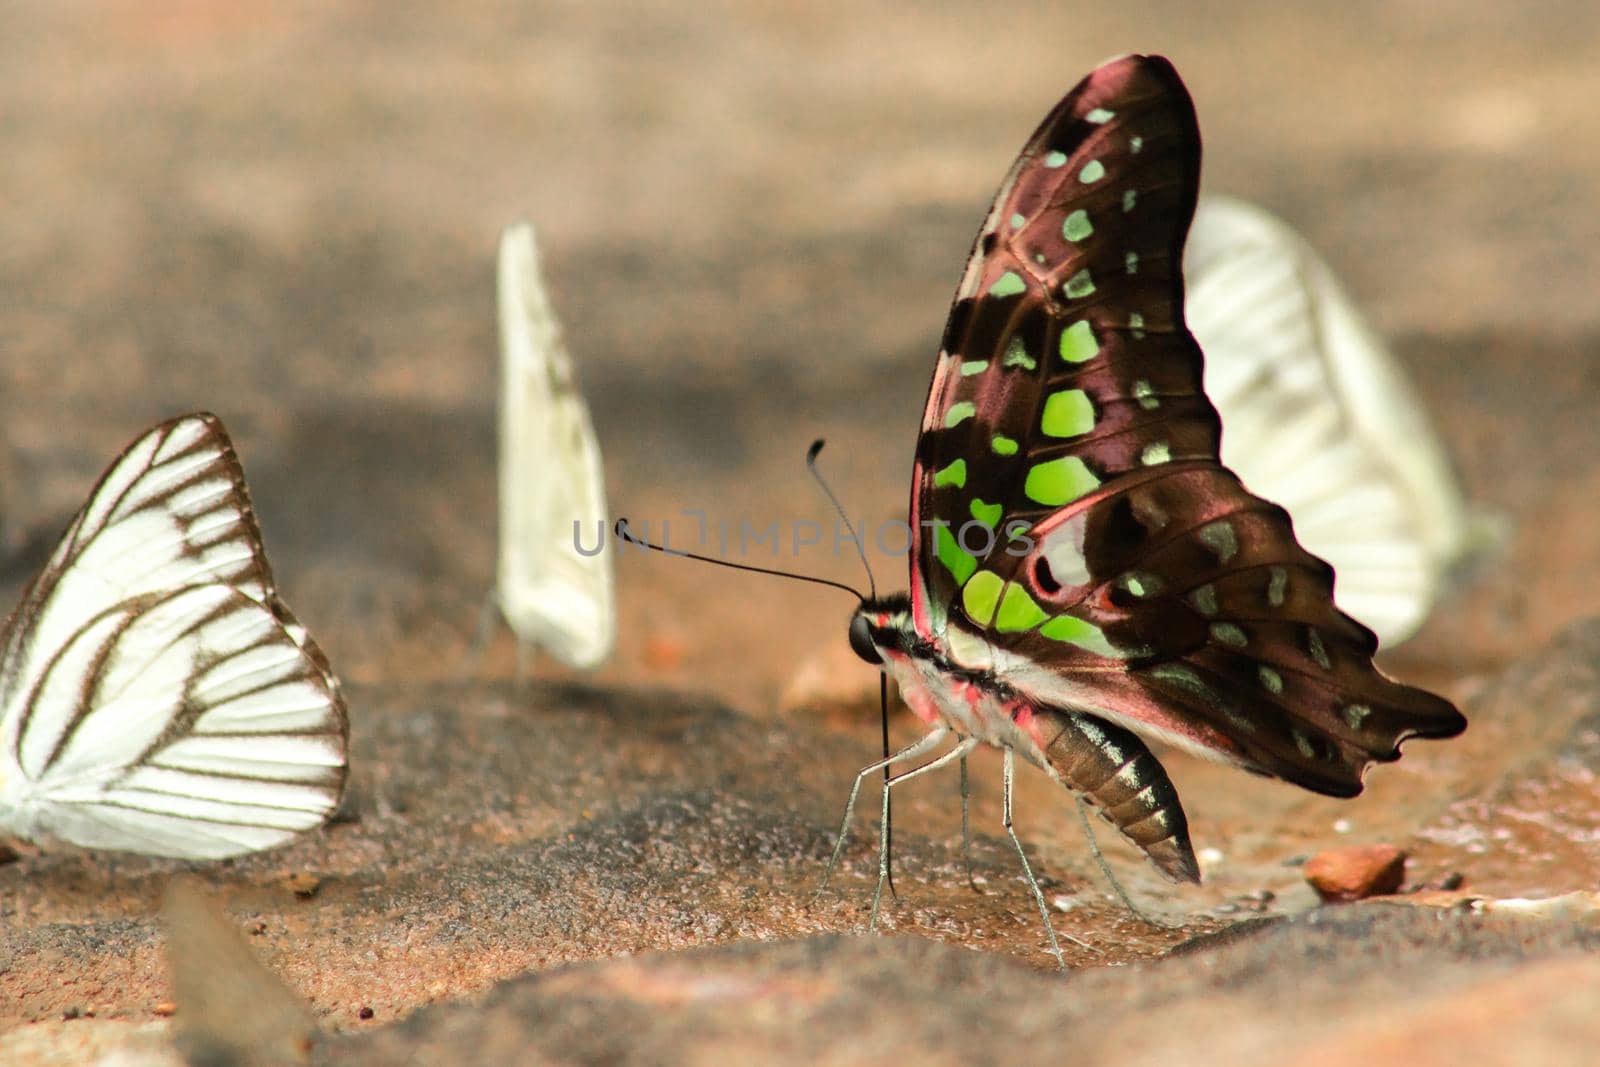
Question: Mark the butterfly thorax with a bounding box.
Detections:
[852,594,1048,759]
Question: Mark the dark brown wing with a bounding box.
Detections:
[904,55,1463,796]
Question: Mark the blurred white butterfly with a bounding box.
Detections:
[163,877,319,1065]
[0,414,348,859]
[1186,195,1488,646]
[474,222,615,671]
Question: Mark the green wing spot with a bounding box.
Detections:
[1123,189,1137,212]
[1259,666,1285,695]
[969,498,1003,529]
[933,459,967,489]
[1129,312,1146,338]
[1025,457,1100,506]
[1119,571,1162,598]
[1064,270,1096,299]
[1293,731,1317,759]
[1151,664,1225,708]
[1085,107,1115,124]
[960,360,988,377]
[962,569,1005,626]
[991,435,1019,456]
[1010,212,1026,230]
[995,582,1049,632]
[1141,441,1171,466]
[1267,567,1288,607]
[944,401,976,428]
[1133,379,1159,410]
[1210,622,1248,648]
[1199,521,1239,563]
[1040,613,1118,656]
[1308,628,1332,670]
[1002,337,1037,370]
[1058,320,1098,363]
[1125,252,1140,275]
[1044,150,1067,168]
[935,524,978,586]
[1079,160,1106,183]
[1188,583,1218,616]
[989,271,1027,298]
[1130,135,1144,154]
[1343,703,1373,729]
[1061,209,1093,242]
[1041,389,1095,438]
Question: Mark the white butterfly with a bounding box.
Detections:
[1186,195,1485,647]
[482,222,615,670]
[0,414,348,859]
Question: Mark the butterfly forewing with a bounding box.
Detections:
[908,55,1464,796]
[911,56,1216,635]
[495,222,616,669]
[0,414,349,859]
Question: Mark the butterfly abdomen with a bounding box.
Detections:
[1028,704,1200,884]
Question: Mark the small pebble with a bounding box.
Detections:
[285,872,322,898]
[359,1006,375,1020]
[641,635,686,672]
[153,1002,177,1017]
[1304,844,1407,902]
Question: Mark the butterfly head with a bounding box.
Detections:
[848,593,916,666]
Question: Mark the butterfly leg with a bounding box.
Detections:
[867,736,980,930]
[812,726,949,907]
[459,592,502,680]
[1073,797,1175,929]
[1002,748,1084,970]
[960,754,983,894]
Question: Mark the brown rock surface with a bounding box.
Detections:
[3,1,1600,1063]
[327,906,1600,1065]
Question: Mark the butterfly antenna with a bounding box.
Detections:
[805,439,895,896]
[613,519,866,601]
[805,440,877,600]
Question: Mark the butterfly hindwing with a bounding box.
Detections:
[0,414,349,859]
[907,55,1464,796]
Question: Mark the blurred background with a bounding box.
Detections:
[3,1,1597,715]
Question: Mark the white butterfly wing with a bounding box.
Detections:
[495,222,615,670]
[1185,195,1474,646]
[163,879,318,1064]
[0,415,348,859]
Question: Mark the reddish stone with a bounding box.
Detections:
[1304,845,1408,902]
[641,636,686,672]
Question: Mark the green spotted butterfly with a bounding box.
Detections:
[830,53,1464,963]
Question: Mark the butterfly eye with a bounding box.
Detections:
[848,613,882,665]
